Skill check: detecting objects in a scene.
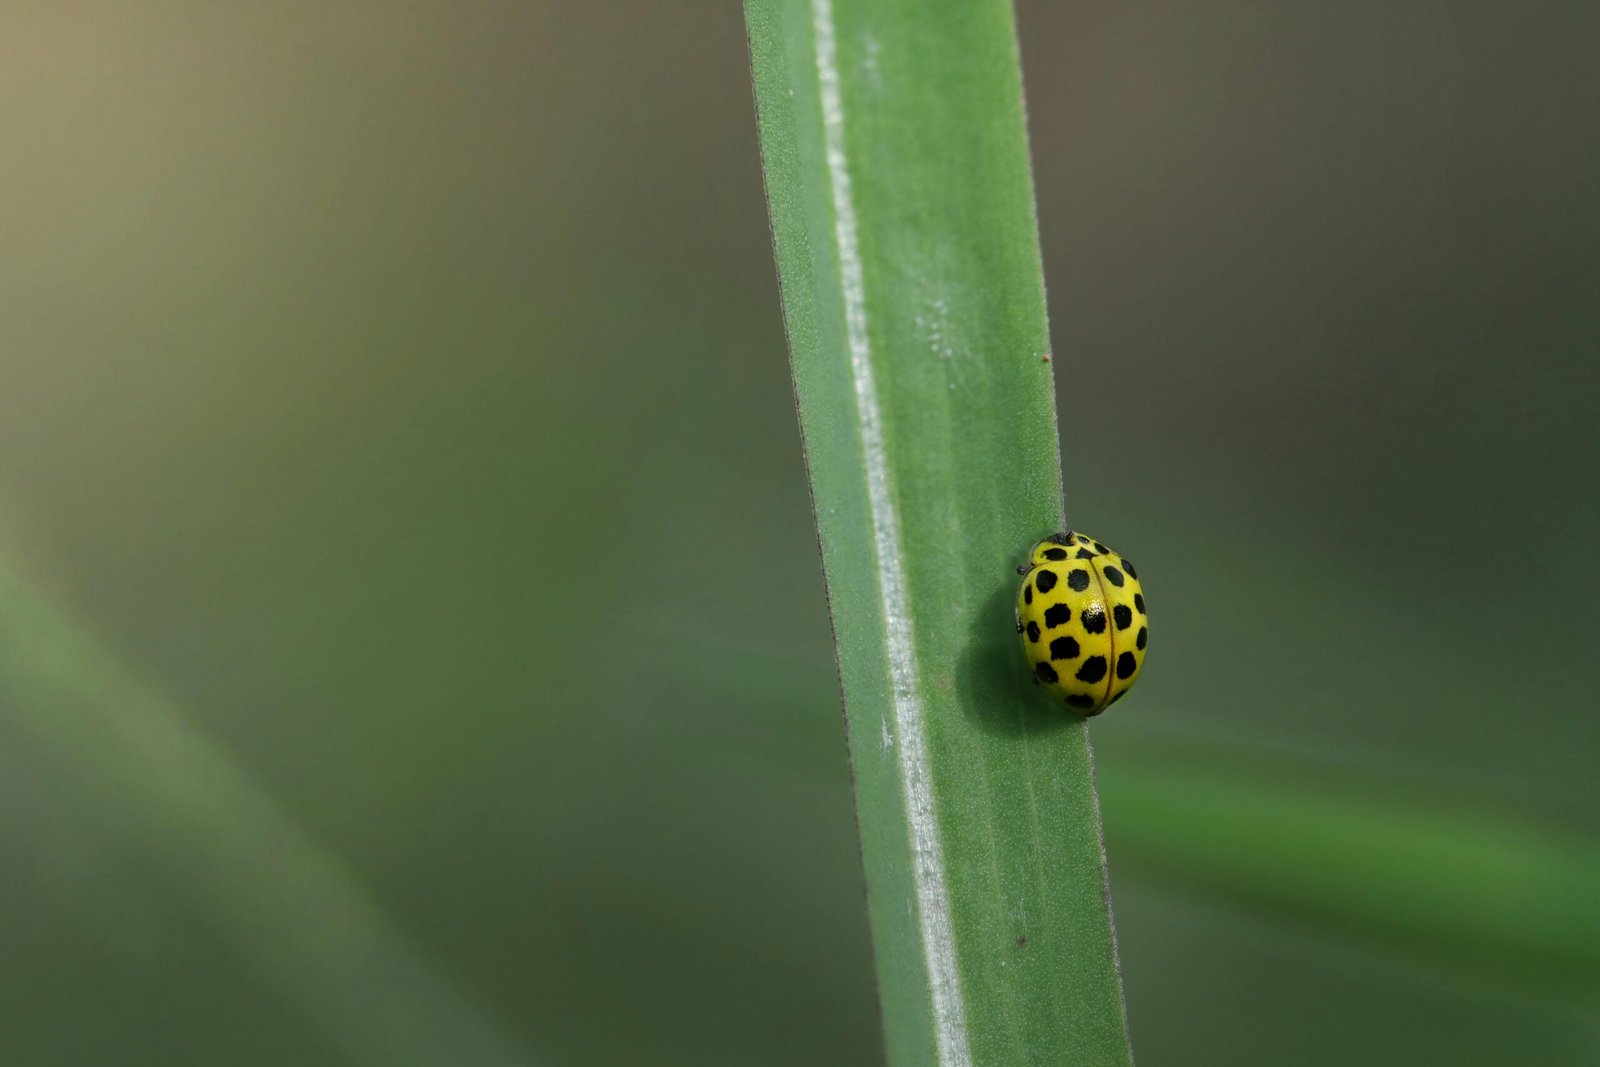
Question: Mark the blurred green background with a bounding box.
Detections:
[2,3,1597,1064]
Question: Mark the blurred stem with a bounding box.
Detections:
[0,562,533,1067]
[1099,739,1600,1000]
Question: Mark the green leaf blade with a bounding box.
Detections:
[746,1,1134,1063]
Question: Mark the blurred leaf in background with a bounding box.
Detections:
[0,2,1597,1065]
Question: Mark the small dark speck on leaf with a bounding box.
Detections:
[1016,935,1028,948]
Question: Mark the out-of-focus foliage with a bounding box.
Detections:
[0,3,1596,1065]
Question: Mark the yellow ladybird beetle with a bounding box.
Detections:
[1016,531,1147,715]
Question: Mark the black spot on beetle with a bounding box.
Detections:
[1043,603,1072,628]
[1122,558,1137,579]
[1034,661,1058,684]
[1034,569,1058,593]
[1042,547,1069,561]
[1113,604,1133,630]
[1066,568,1091,592]
[1136,626,1148,650]
[1134,592,1145,614]
[1076,548,1097,559]
[1024,585,1033,605]
[1075,656,1107,684]
[1102,565,1125,587]
[1026,621,1040,643]
[1080,604,1107,634]
[1076,535,1091,545]
[1049,636,1080,661]
[1065,694,1097,710]
[1093,540,1110,554]
[1116,651,1138,679]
